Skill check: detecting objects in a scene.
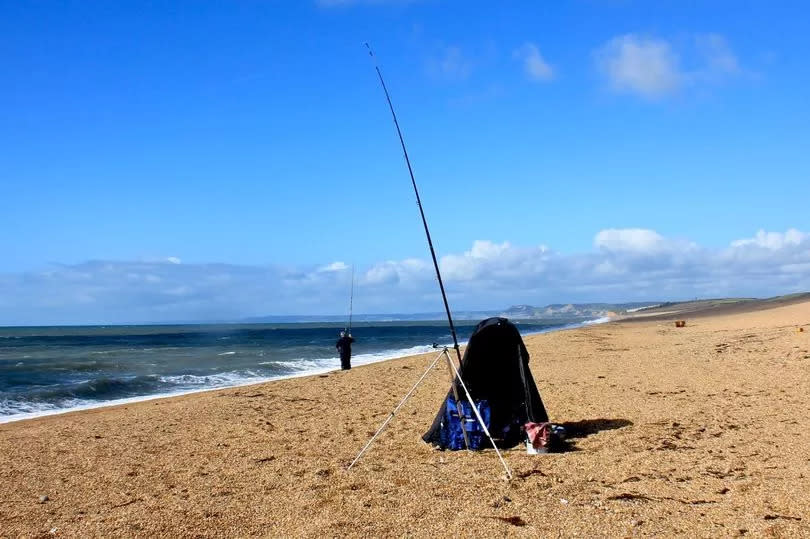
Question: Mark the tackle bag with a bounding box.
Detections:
[438,397,491,450]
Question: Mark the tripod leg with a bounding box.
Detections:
[347,349,445,470]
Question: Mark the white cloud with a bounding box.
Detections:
[364,258,429,287]
[730,229,807,249]
[594,228,697,254]
[595,32,744,99]
[1,229,808,325]
[364,262,401,285]
[167,257,182,265]
[318,261,349,272]
[595,228,666,252]
[439,240,550,282]
[428,46,474,81]
[595,34,682,98]
[514,43,554,81]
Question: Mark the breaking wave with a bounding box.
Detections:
[0,319,587,424]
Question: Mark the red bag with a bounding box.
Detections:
[525,422,553,453]
[523,422,565,455]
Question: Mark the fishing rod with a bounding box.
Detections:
[364,43,463,366]
[346,265,355,333]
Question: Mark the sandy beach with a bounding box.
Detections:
[2,300,809,537]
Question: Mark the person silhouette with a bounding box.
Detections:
[336,330,355,370]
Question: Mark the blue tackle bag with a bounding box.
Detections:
[439,397,491,450]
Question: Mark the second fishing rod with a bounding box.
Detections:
[346,265,354,334]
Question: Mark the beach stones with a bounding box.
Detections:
[38,495,49,503]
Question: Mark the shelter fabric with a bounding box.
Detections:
[422,317,549,449]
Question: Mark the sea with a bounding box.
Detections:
[0,318,603,424]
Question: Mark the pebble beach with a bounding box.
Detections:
[2,299,809,537]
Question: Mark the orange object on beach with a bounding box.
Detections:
[675,320,686,328]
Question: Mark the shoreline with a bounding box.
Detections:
[0,317,608,425]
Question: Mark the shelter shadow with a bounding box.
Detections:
[560,418,633,439]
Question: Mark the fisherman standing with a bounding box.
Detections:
[336,331,355,370]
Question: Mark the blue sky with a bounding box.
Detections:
[2,1,809,324]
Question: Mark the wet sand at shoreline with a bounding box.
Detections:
[2,300,809,537]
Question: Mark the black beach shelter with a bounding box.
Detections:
[423,317,549,449]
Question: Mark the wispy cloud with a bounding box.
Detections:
[595,34,682,98]
[2,229,808,325]
[513,42,554,82]
[694,33,741,81]
[595,33,744,99]
[730,229,807,249]
[318,261,349,273]
[427,45,474,81]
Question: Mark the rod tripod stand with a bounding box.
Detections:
[347,347,512,479]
